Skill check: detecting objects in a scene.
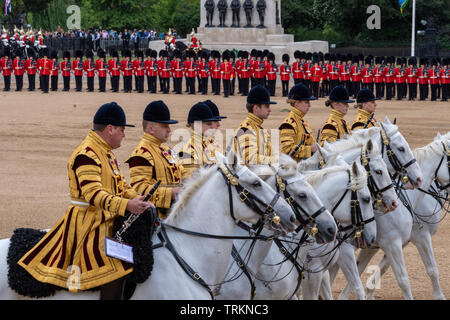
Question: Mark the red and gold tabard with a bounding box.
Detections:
[319,109,351,145]
[351,109,377,131]
[234,113,276,165]
[126,133,187,219]
[279,107,316,162]
[18,130,139,291]
[178,131,217,177]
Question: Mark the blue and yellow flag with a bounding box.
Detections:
[399,0,409,14]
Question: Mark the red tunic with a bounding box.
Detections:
[120,59,133,77]
[95,60,107,78]
[310,66,322,82]
[184,60,197,78]
[12,58,25,76]
[1,58,13,76]
[394,67,405,84]
[83,60,96,77]
[60,60,71,77]
[25,59,37,75]
[292,61,303,80]
[239,61,251,79]
[373,67,384,84]
[51,61,59,76]
[279,64,291,81]
[405,67,417,84]
[265,63,277,81]
[172,60,184,78]
[339,65,350,81]
[428,68,439,85]
[39,58,53,76]
[133,59,145,77]
[158,60,171,78]
[383,67,395,84]
[145,60,158,77]
[327,64,339,81]
[108,59,121,76]
[72,59,84,76]
[220,61,234,80]
[361,67,373,84]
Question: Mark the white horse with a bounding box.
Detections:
[341,132,450,300]
[252,159,376,300]
[216,154,337,300]
[0,150,297,300]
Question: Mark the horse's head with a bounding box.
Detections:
[252,154,337,243]
[216,150,297,235]
[380,117,423,189]
[306,161,376,249]
[431,132,450,193]
[362,139,399,213]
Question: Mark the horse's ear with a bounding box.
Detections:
[436,132,442,139]
[367,139,373,152]
[215,151,225,165]
[384,116,391,125]
[393,117,397,125]
[226,147,240,171]
[352,161,360,177]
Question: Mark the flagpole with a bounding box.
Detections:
[411,0,416,56]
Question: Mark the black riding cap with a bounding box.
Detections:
[93,102,135,127]
[143,100,178,124]
[329,86,355,103]
[247,85,277,105]
[288,83,317,101]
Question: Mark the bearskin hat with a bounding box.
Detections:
[282,53,290,64]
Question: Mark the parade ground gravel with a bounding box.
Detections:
[0,86,449,300]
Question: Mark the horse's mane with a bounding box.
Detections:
[324,127,380,155]
[304,164,367,191]
[414,133,450,165]
[167,165,217,222]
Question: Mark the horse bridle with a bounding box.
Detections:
[361,144,394,207]
[331,170,375,238]
[379,123,417,186]
[219,163,284,231]
[275,175,327,235]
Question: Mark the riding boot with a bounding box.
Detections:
[100,277,126,300]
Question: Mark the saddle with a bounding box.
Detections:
[7,208,158,299]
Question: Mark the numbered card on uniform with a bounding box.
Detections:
[105,237,134,264]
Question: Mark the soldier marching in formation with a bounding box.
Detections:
[1,37,448,101]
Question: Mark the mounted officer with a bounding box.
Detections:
[18,102,153,300]
[351,88,380,131]
[126,100,187,219]
[279,83,318,162]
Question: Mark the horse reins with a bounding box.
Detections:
[361,144,394,208]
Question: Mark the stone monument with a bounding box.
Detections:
[146,0,329,64]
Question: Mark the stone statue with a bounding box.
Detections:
[217,0,228,27]
[243,0,253,28]
[231,0,241,27]
[256,0,266,28]
[204,0,215,27]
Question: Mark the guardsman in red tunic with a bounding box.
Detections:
[144,49,157,93]
[12,53,25,91]
[252,51,266,87]
[96,49,108,92]
[394,57,406,100]
[339,56,351,95]
[238,51,251,96]
[350,56,361,98]
[1,47,12,91]
[417,58,428,101]
[265,52,277,96]
[383,57,395,100]
[220,50,234,97]
[108,49,121,93]
[321,53,329,97]
[198,50,210,95]
[73,50,84,92]
[60,51,71,91]
[25,51,38,91]
[120,49,133,93]
[210,50,221,95]
[50,50,60,91]
[373,56,384,99]
[361,56,374,92]
[39,48,53,94]
[303,52,312,90]
[292,50,303,85]
[280,53,291,97]
[84,51,96,92]
[328,54,339,92]
[172,49,184,94]
[440,58,448,101]
[185,50,197,95]
[428,58,440,101]
[158,50,171,94]
[310,54,322,99]
[406,57,418,100]
[133,50,145,93]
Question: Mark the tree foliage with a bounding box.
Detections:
[5,0,449,49]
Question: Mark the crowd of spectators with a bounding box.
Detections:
[40,27,180,51]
